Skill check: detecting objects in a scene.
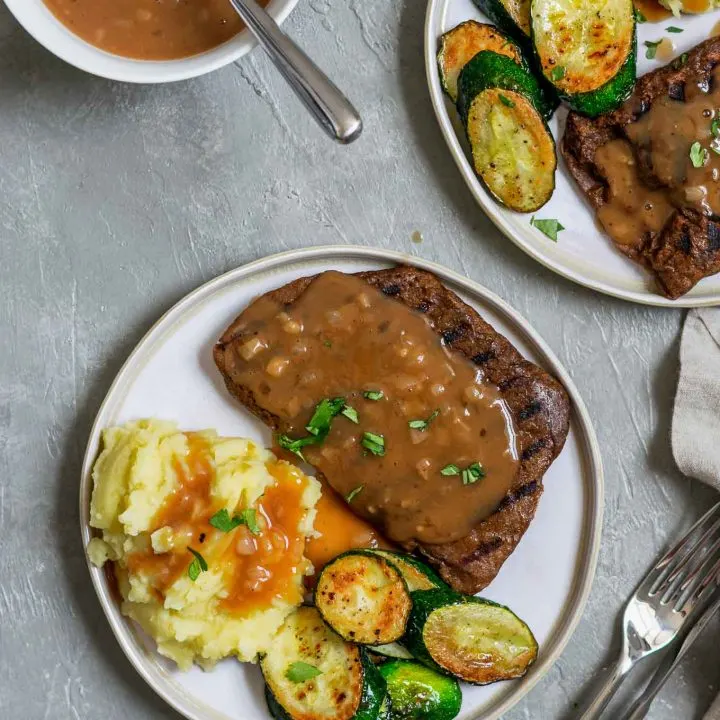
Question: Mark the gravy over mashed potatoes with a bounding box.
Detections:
[87,419,321,670]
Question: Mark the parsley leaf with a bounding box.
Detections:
[442,462,486,483]
[363,390,384,401]
[462,462,487,486]
[690,141,708,168]
[666,26,683,33]
[634,7,646,23]
[644,40,661,60]
[408,409,440,432]
[345,485,364,503]
[712,118,720,139]
[341,405,359,424]
[362,432,385,457]
[323,340,332,348]
[278,397,348,459]
[209,508,242,533]
[277,433,317,461]
[549,66,566,82]
[286,662,322,683]
[209,507,262,535]
[188,547,208,581]
[306,397,346,437]
[499,94,515,108]
[440,464,460,476]
[530,216,565,242]
[238,508,262,535]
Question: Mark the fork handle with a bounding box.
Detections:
[580,656,634,720]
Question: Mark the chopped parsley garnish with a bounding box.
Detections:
[323,340,332,348]
[549,66,566,82]
[672,52,689,69]
[362,432,385,457]
[277,433,317,461]
[346,485,364,503]
[209,508,262,535]
[712,118,720,139]
[441,462,486,484]
[209,508,242,532]
[363,390,384,401]
[644,40,661,60]
[408,409,440,432]
[634,7,646,23]
[278,397,348,459]
[306,397,346,437]
[440,464,460,476]
[690,141,708,168]
[666,26,683,33]
[341,405,359,424]
[499,94,515,108]
[462,462,486,486]
[188,548,208,581]
[286,662,322,683]
[238,508,262,535]
[530,216,565,242]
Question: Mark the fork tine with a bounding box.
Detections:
[660,527,720,604]
[675,547,720,614]
[660,515,720,591]
[645,502,720,595]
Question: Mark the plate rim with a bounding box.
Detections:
[79,244,605,720]
[423,0,720,308]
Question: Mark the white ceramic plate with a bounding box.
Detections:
[4,0,298,83]
[425,1,720,307]
[79,245,604,720]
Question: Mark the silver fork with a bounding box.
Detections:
[580,502,720,720]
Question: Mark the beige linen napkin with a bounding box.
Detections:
[672,308,720,720]
[673,308,720,488]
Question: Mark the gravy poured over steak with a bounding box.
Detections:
[562,38,720,298]
[214,268,570,593]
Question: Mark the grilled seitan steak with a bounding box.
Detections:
[214,267,570,593]
[562,38,720,299]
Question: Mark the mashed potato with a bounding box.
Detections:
[87,419,320,670]
[661,0,720,14]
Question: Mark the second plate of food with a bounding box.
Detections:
[80,245,602,720]
[425,0,720,306]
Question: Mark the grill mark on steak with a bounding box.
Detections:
[214,266,570,594]
[519,400,544,421]
[562,38,720,299]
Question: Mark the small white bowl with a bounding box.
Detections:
[4,0,299,83]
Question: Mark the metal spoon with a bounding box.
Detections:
[229,0,362,144]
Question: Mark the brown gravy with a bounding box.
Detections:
[596,66,720,249]
[43,0,266,60]
[632,0,672,22]
[228,271,519,546]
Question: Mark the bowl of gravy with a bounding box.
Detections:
[5,0,298,83]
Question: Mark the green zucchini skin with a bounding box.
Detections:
[264,649,386,720]
[379,660,461,720]
[562,35,637,117]
[457,50,556,121]
[403,589,538,685]
[356,652,388,720]
[378,694,393,720]
[402,589,462,673]
[366,550,448,592]
[472,0,530,40]
[530,0,636,117]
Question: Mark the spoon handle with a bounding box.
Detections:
[229,0,362,144]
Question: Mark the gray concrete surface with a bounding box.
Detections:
[1,1,719,718]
